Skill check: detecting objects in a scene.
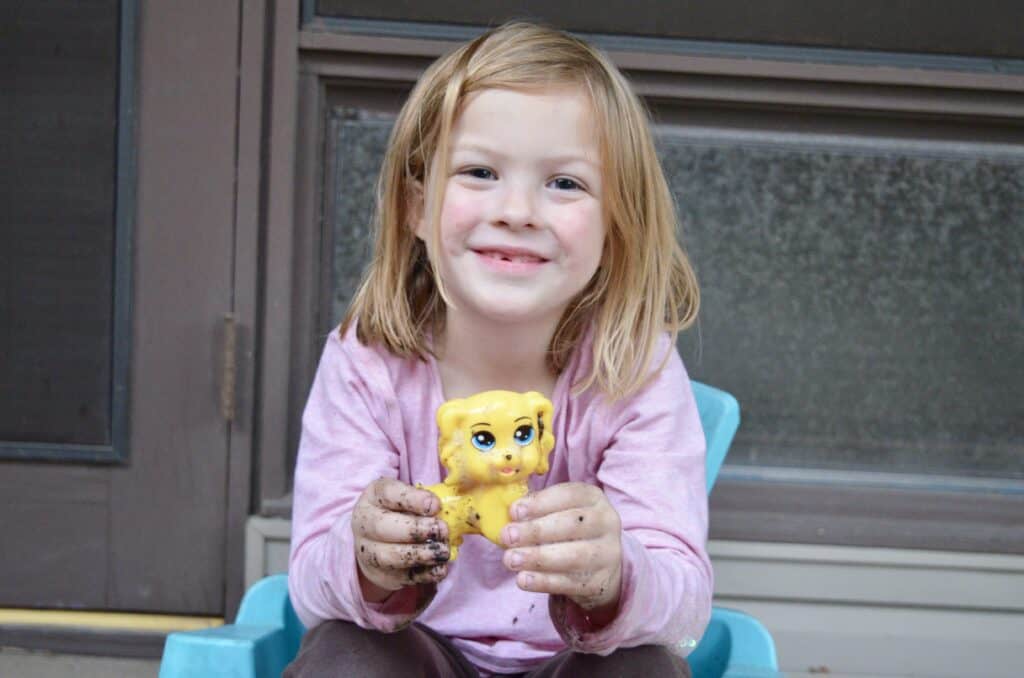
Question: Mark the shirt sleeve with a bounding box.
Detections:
[549,339,713,656]
[287,329,435,632]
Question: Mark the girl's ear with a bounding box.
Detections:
[408,181,427,242]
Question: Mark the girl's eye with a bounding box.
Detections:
[550,177,580,191]
[471,430,496,451]
[464,167,495,180]
[513,425,535,446]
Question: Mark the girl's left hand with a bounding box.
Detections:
[500,482,622,614]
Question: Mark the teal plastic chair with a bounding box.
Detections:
[161,381,781,677]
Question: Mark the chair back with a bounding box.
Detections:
[691,380,740,492]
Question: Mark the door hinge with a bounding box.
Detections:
[220,313,237,422]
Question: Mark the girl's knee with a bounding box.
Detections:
[283,621,416,677]
[536,644,691,678]
[284,620,478,678]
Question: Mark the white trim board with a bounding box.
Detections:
[709,540,1024,611]
[246,518,1024,677]
[717,597,1021,677]
[245,516,292,589]
[709,541,1024,677]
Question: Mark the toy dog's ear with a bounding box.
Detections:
[437,399,465,435]
[525,392,555,474]
[437,399,466,486]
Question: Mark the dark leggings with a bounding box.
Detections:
[283,620,691,677]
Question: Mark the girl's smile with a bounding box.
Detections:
[472,245,550,274]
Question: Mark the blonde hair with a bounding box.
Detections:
[342,21,699,399]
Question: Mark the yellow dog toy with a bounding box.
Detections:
[420,390,554,560]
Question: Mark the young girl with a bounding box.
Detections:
[286,22,710,677]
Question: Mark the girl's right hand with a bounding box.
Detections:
[352,478,450,601]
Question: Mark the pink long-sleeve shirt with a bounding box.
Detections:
[288,323,712,675]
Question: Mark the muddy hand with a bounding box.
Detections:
[500,482,622,611]
[352,478,451,600]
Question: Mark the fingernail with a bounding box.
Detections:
[507,550,523,569]
[521,573,535,589]
[426,540,449,563]
[423,497,436,514]
[513,503,528,521]
[503,525,519,546]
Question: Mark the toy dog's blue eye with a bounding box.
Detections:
[513,425,535,446]
[471,431,496,451]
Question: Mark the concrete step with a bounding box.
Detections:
[0,647,159,677]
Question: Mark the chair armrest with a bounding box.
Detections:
[160,575,302,678]
[689,606,783,678]
[159,624,292,678]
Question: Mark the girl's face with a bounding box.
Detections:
[416,86,606,329]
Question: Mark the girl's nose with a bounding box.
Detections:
[496,183,535,229]
[505,453,513,461]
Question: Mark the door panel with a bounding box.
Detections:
[1,0,122,460]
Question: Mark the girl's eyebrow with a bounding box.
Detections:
[450,141,503,158]
[453,141,598,170]
[471,421,491,427]
[515,416,531,423]
[544,154,600,171]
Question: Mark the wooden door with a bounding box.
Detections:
[1,1,247,616]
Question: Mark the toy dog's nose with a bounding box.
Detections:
[505,453,513,461]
